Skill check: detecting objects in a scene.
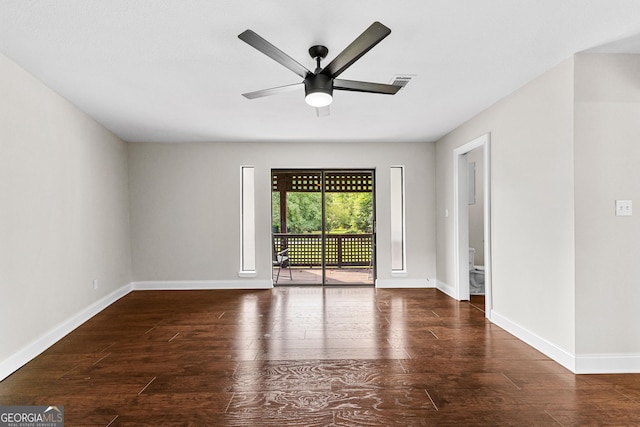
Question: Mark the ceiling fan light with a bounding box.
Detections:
[305,91,333,107]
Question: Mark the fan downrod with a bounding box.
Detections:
[309,45,328,72]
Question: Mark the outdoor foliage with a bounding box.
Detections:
[272,192,372,234]
[325,193,372,233]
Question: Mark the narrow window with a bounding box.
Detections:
[241,166,256,273]
[390,166,405,272]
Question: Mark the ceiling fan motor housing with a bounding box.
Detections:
[304,73,333,107]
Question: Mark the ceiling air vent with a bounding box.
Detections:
[390,75,414,88]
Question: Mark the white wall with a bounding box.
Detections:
[574,54,640,359]
[436,58,577,363]
[128,141,436,286]
[0,53,132,371]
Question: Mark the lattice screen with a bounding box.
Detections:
[272,172,322,192]
[291,174,322,192]
[324,173,372,193]
[272,171,372,193]
[274,233,372,267]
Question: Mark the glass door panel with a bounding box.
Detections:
[272,171,323,285]
[324,171,375,285]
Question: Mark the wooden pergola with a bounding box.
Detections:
[271,170,373,234]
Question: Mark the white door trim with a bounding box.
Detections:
[453,133,492,319]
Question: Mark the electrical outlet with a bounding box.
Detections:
[93,279,98,290]
[615,200,632,217]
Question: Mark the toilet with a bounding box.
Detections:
[469,248,485,295]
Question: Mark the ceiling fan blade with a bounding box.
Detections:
[320,22,391,79]
[238,30,311,78]
[333,79,401,95]
[315,105,330,117]
[242,82,303,99]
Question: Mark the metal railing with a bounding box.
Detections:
[273,233,373,267]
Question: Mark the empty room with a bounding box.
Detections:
[1,1,640,425]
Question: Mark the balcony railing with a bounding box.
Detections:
[273,233,373,267]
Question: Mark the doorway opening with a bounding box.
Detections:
[453,134,492,318]
[271,169,375,286]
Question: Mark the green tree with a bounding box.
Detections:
[286,192,321,233]
[273,191,372,234]
[352,193,373,232]
[325,192,372,233]
[272,192,280,231]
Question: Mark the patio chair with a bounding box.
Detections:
[273,247,292,284]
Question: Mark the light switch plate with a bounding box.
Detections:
[615,200,632,216]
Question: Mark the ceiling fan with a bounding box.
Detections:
[238,22,401,115]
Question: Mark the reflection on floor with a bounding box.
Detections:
[273,267,373,285]
[1,288,639,425]
[470,294,485,312]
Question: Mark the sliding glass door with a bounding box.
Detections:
[271,169,375,286]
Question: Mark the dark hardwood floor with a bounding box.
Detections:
[1,288,639,426]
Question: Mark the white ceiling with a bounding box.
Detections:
[1,1,640,143]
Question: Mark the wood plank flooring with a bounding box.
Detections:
[1,288,639,426]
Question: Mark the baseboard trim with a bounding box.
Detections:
[0,283,133,382]
[375,278,433,289]
[575,353,640,374]
[132,280,273,291]
[436,279,456,299]
[0,279,272,381]
[490,309,576,373]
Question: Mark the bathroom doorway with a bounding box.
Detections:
[467,147,485,297]
[453,134,492,318]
